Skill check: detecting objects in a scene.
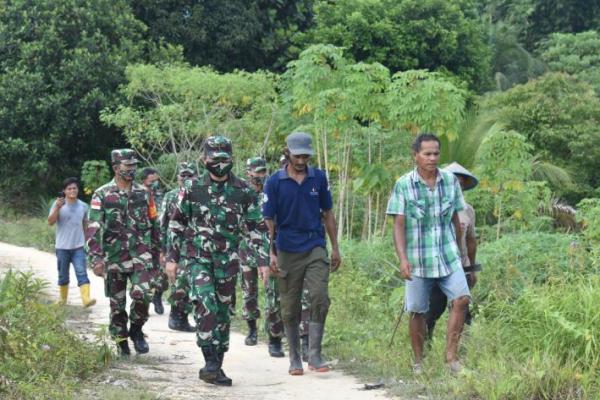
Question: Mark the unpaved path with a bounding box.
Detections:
[0,242,391,400]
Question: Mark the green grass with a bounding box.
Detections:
[0,208,54,252]
[0,270,112,399]
[323,232,600,399]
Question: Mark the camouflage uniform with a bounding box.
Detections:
[161,163,197,316]
[86,149,159,340]
[239,240,260,321]
[151,187,169,293]
[167,138,269,354]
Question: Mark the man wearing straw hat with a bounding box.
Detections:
[425,162,479,340]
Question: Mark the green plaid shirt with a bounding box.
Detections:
[386,168,465,278]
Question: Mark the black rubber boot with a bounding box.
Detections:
[268,336,285,358]
[129,323,149,354]
[215,350,233,386]
[168,310,195,332]
[284,321,303,375]
[301,335,309,362]
[152,291,164,315]
[117,338,130,356]
[308,322,330,372]
[199,346,220,384]
[244,320,257,346]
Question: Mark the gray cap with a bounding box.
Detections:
[286,132,314,156]
[442,162,479,191]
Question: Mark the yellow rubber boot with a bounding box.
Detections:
[58,285,68,305]
[79,283,96,308]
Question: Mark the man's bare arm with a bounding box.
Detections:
[322,209,341,271]
[392,215,411,280]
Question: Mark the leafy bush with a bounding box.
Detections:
[0,270,107,399]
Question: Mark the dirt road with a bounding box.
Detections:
[0,242,391,400]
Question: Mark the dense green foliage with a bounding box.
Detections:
[296,0,491,91]
[130,0,314,72]
[0,0,149,204]
[0,270,106,399]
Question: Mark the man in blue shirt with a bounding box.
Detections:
[263,131,341,376]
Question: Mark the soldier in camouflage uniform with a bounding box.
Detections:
[241,157,285,357]
[160,162,197,332]
[141,167,167,315]
[166,136,269,387]
[86,149,159,356]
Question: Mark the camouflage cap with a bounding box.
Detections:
[177,162,197,176]
[204,136,232,159]
[246,157,267,172]
[111,149,139,165]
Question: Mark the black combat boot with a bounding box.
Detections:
[307,322,330,372]
[214,350,233,386]
[152,291,164,315]
[284,320,303,375]
[268,336,285,358]
[301,335,309,362]
[129,323,149,354]
[168,309,195,332]
[199,346,220,384]
[117,338,130,356]
[244,319,257,346]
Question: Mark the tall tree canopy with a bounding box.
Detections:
[130,0,314,71]
[296,0,492,91]
[0,0,147,202]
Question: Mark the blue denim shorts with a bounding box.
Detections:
[405,267,470,313]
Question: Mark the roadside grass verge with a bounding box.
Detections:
[0,209,54,252]
[325,232,599,399]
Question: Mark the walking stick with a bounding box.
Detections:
[388,303,405,348]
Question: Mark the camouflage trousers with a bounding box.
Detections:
[104,267,153,338]
[240,264,260,321]
[168,261,192,314]
[264,277,310,338]
[150,256,169,293]
[189,259,237,353]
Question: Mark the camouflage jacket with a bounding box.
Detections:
[86,179,159,271]
[166,172,269,274]
[238,181,270,268]
[159,188,179,254]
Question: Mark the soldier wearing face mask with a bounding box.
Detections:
[166,136,269,386]
[86,149,160,356]
[141,167,168,316]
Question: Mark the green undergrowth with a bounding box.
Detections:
[325,232,600,399]
[0,270,111,399]
[0,208,54,252]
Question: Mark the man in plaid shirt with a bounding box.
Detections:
[387,133,470,374]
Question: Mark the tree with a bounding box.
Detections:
[481,73,600,203]
[0,0,147,203]
[130,0,314,72]
[101,64,279,186]
[297,0,492,91]
[539,31,600,94]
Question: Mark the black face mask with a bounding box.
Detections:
[205,160,233,177]
[250,176,266,186]
[119,169,136,181]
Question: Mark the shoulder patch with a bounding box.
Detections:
[90,198,102,210]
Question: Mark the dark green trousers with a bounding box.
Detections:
[278,246,330,324]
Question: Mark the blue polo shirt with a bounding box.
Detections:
[263,167,333,253]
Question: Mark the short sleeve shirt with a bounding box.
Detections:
[263,167,333,253]
[386,169,466,278]
[49,199,88,250]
